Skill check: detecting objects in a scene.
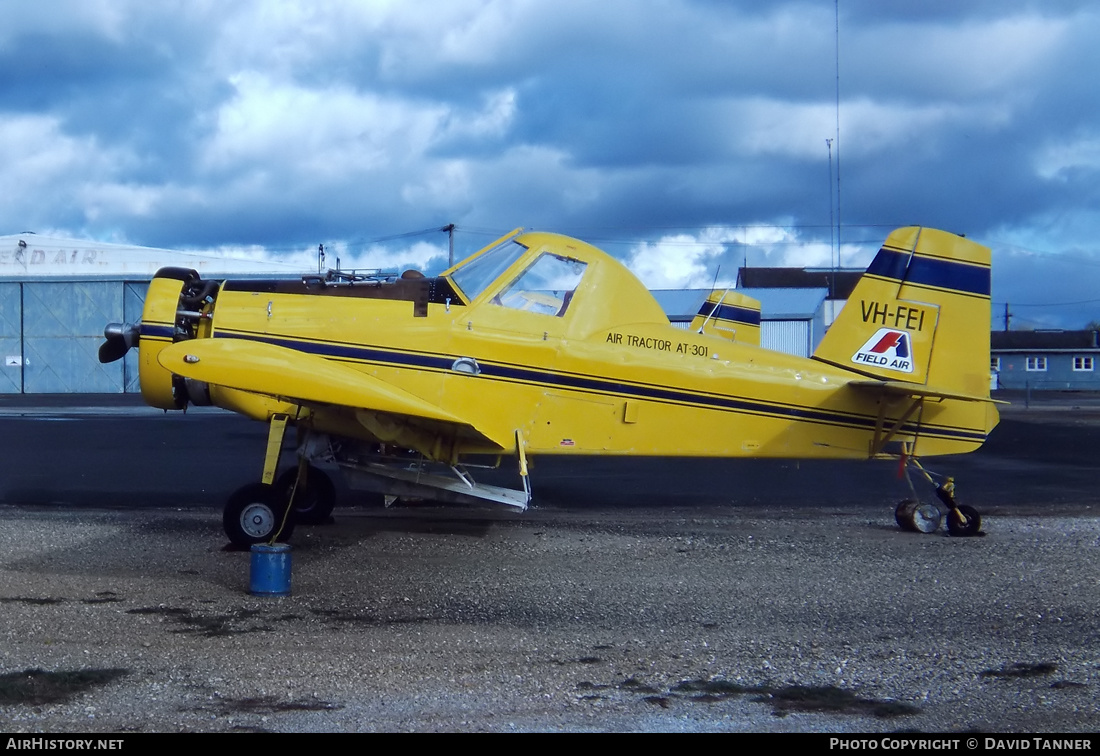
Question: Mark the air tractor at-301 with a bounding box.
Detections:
[100,226,999,547]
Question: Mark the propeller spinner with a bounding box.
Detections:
[98,322,141,363]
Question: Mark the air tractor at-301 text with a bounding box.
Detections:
[100,226,999,547]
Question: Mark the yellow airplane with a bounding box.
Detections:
[100,226,999,547]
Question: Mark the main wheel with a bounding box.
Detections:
[223,483,296,548]
[947,504,982,537]
[276,467,336,525]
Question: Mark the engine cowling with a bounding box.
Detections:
[139,268,201,410]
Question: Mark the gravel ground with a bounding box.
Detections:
[1,499,1097,733]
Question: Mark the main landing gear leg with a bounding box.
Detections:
[222,414,297,549]
[894,455,982,537]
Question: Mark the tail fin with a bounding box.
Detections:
[689,290,761,346]
[812,227,992,398]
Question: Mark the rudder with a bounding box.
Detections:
[812,227,992,398]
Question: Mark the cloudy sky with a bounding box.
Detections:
[4,0,1100,328]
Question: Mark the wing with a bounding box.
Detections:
[157,338,506,451]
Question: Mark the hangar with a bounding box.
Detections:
[0,233,305,394]
[736,266,862,328]
[652,287,827,357]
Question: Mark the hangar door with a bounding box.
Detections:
[122,283,146,393]
[22,282,125,393]
[0,283,21,393]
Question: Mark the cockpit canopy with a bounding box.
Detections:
[444,230,668,335]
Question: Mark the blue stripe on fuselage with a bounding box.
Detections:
[210,329,987,444]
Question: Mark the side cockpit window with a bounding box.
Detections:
[493,253,587,317]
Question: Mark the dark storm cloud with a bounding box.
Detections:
[3,1,1100,326]
[0,6,220,155]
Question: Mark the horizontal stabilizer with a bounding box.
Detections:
[849,379,1007,405]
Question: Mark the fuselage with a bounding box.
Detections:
[136,231,997,462]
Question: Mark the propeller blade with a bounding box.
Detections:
[98,323,140,363]
[98,336,129,363]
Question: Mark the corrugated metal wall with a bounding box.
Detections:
[0,281,148,394]
[761,320,811,357]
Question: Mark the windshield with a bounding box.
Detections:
[449,239,529,302]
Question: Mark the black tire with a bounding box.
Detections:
[276,467,337,525]
[223,483,296,548]
[947,504,982,537]
[895,500,918,532]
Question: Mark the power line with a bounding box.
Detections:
[995,297,1100,309]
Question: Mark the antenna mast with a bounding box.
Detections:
[833,0,842,268]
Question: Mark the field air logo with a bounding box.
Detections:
[852,328,914,373]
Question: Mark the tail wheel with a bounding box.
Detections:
[276,466,337,525]
[223,483,295,548]
[947,504,982,537]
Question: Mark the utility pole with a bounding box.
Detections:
[1004,302,1011,331]
[826,138,837,310]
[442,223,455,267]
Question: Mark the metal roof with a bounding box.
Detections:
[650,289,710,320]
[991,330,1100,352]
[736,267,863,299]
[739,287,826,320]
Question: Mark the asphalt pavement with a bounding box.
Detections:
[1,391,1099,733]
[2,390,1100,516]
